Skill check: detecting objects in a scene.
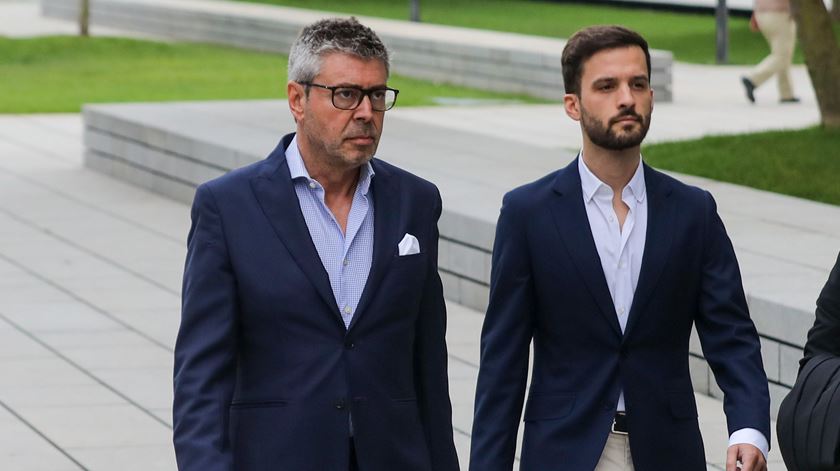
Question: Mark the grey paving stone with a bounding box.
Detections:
[67,444,176,471]
[447,242,490,286]
[14,404,171,448]
[779,343,805,387]
[760,338,781,383]
[458,277,490,313]
[689,355,710,395]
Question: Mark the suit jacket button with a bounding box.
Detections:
[335,399,346,410]
[620,347,629,358]
[345,341,355,349]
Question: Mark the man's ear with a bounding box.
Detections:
[564,93,581,122]
[650,88,654,113]
[288,81,306,123]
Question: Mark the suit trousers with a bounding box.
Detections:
[594,432,635,471]
[747,11,797,99]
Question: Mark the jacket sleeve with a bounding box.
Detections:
[802,252,840,366]
[694,191,771,443]
[173,184,238,471]
[414,188,460,471]
[469,193,535,471]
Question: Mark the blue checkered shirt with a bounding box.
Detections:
[286,136,375,329]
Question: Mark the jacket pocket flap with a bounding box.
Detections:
[524,393,575,421]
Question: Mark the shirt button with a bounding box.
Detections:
[619,262,626,269]
[609,216,615,223]
[344,306,352,314]
[343,259,349,266]
[335,399,346,410]
[308,181,316,189]
[618,307,625,315]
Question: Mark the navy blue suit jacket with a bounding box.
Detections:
[173,134,459,471]
[469,159,770,471]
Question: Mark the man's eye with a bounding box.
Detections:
[336,89,358,100]
[370,90,386,100]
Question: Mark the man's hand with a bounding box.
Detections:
[726,444,767,471]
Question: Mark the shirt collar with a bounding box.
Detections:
[286,134,375,195]
[578,152,647,203]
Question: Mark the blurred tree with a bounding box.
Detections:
[79,0,90,36]
[790,0,840,127]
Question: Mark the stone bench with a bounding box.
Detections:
[81,100,839,417]
[41,0,674,101]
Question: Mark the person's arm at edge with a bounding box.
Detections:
[801,252,840,368]
[173,184,238,471]
[469,192,536,471]
[694,191,770,470]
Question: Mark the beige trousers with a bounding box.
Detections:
[747,11,797,100]
[594,432,635,471]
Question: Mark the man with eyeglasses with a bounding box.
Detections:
[173,17,460,471]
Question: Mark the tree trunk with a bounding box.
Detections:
[790,0,840,128]
[410,0,420,22]
[79,0,90,37]
[831,0,839,22]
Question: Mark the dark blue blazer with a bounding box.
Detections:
[173,134,459,471]
[469,159,770,471]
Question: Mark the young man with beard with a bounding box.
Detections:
[173,17,459,471]
[469,26,770,471]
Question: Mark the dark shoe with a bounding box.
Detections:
[741,77,756,103]
[780,97,800,103]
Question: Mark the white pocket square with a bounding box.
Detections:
[398,233,421,256]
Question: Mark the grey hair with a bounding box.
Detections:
[288,17,390,84]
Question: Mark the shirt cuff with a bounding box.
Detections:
[728,428,769,461]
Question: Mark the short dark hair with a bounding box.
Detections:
[561,25,651,96]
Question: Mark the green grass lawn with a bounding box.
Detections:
[0,36,541,114]
[643,127,840,205]
[236,0,840,65]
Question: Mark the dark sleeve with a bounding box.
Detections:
[802,252,840,366]
[469,193,535,471]
[414,188,460,471]
[694,191,771,442]
[173,184,238,471]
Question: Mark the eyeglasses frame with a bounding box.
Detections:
[297,81,400,111]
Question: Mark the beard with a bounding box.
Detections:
[581,105,652,151]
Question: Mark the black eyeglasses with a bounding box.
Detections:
[298,82,399,111]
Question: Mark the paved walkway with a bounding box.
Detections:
[0,113,785,471]
[1,1,835,469]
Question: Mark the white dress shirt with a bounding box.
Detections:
[577,155,769,459]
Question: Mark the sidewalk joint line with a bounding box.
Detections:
[0,312,173,431]
[0,251,175,353]
[0,399,89,471]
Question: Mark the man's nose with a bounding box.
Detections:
[353,94,374,121]
[616,83,636,109]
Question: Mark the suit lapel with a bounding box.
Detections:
[249,134,343,324]
[623,165,675,340]
[550,158,622,338]
[348,160,401,331]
